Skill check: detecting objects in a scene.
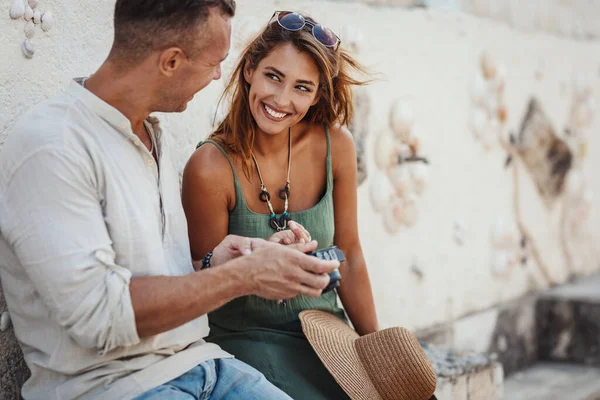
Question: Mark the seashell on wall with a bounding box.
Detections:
[373,131,396,171]
[395,142,412,160]
[24,5,33,21]
[369,170,394,213]
[24,20,36,39]
[409,163,428,195]
[41,10,53,32]
[10,0,25,19]
[33,8,41,24]
[470,73,487,105]
[470,107,487,138]
[400,195,419,227]
[385,199,404,234]
[481,51,497,79]
[21,39,35,58]
[390,99,414,141]
[388,165,411,198]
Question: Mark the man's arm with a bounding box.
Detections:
[0,148,337,349]
[130,239,334,338]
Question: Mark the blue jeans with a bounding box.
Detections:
[133,358,293,400]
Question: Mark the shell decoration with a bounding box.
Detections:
[24,5,33,21]
[41,11,53,32]
[369,97,429,234]
[24,20,36,39]
[33,8,41,24]
[10,0,25,19]
[21,39,35,58]
[469,51,508,149]
[11,0,54,60]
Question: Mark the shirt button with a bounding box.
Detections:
[121,122,128,130]
[147,159,154,166]
[134,141,141,147]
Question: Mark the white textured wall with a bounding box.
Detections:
[1,0,600,333]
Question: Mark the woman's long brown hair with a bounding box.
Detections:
[210,13,370,178]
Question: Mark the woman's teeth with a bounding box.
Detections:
[264,104,287,119]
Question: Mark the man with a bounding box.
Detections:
[0,1,338,399]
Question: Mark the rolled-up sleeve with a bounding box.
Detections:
[0,146,140,354]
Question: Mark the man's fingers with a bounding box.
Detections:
[300,256,339,274]
[296,269,330,290]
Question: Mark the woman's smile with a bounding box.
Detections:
[261,102,291,122]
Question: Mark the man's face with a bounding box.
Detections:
[157,10,232,113]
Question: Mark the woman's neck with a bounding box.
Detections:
[252,126,291,158]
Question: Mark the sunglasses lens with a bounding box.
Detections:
[312,25,339,47]
[277,12,305,31]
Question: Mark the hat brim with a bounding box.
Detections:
[299,310,381,400]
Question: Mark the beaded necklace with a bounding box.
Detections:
[251,128,292,231]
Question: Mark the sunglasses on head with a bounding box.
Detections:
[269,11,341,50]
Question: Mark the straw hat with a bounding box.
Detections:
[299,310,437,400]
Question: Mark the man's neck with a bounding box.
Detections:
[83,61,153,135]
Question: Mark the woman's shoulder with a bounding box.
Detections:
[325,123,356,158]
[183,139,236,185]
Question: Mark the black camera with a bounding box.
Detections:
[308,246,345,293]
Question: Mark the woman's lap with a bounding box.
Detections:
[208,329,350,400]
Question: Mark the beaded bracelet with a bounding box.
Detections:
[201,252,213,270]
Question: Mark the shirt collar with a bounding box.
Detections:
[68,78,163,144]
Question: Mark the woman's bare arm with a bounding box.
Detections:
[330,125,379,335]
[182,143,236,263]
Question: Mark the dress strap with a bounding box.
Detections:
[197,139,240,182]
[324,125,333,189]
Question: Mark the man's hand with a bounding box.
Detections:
[267,221,312,245]
[207,235,262,268]
[242,242,338,300]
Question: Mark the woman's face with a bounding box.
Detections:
[244,43,321,135]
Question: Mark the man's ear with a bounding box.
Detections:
[158,47,186,77]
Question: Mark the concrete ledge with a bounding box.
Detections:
[418,294,538,377]
[537,273,600,365]
[424,343,504,399]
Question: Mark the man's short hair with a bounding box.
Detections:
[111,0,236,64]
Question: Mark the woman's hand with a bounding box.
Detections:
[267,221,312,245]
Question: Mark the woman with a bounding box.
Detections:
[182,11,378,399]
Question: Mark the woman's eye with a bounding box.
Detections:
[266,73,280,82]
[297,85,311,93]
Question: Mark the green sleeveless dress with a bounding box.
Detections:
[197,127,350,400]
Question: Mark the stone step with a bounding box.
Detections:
[423,343,504,399]
[536,273,600,365]
[504,362,600,400]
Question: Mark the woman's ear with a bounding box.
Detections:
[310,91,320,107]
[243,62,254,85]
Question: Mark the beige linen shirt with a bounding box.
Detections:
[0,79,231,400]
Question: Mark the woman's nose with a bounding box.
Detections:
[273,86,293,109]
